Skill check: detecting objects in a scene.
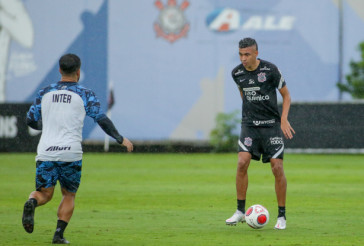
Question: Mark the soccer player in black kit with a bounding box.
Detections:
[225,38,295,229]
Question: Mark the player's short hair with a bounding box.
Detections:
[239,38,258,51]
[59,54,81,75]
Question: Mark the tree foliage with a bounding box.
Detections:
[209,110,240,152]
[337,41,364,99]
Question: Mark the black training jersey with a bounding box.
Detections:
[232,59,286,127]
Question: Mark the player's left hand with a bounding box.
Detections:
[281,120,295,139]
[121,137,134,152]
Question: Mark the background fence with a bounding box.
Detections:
[1,103,363,152]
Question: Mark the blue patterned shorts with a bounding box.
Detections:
[35,160,82,193]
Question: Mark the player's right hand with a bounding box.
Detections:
[122,137,134,152]
[281,119,295,139]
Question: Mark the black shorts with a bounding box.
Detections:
[238,123,284,163]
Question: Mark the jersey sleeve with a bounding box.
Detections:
[96,114,124,144]
[84,89,104,122]
[26,90,43,126]
[231,66,242,90]
[272,66,286,90]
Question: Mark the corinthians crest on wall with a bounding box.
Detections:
[154,0,190,43]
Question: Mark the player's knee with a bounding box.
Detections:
[237,158,249,173]
[271,162,284,177]
[42,191,54,202]
[61,188,76,198]
[33,189,54,202]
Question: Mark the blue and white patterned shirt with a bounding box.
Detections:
[27,82,104,161]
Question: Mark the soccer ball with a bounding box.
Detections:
[245,204,269,229]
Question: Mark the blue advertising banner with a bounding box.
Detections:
[2,0,364,141]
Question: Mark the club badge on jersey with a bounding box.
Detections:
[257,72,266,83]
[244,137,252,147]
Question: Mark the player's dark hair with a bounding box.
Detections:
[59,53,81,74]
[239,38,258,51]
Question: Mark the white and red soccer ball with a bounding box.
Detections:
[245,204,269,229]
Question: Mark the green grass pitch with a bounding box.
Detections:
[0,153,363,245]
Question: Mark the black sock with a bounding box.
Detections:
[278,206,286,219]
[54,220,68,239]
[237,199,246,213]
[29,198,38,207]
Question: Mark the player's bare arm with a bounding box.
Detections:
[279,86,295,139]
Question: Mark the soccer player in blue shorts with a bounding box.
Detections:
[225,38,295,229]
[22,54,133,244]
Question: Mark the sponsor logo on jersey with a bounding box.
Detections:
[46,146,71,151]
[245,90,257,96]
[244,137,252,147]
[243,87,270,102]
[235,69,244,76]
[248,79,255,84]
[247,95,270,101]
[253,119,275,126]
[270,137,283,145]
[257,72,266,82]
[206,8,295,33]
[154,0,190,43]
[243,87,260,92]
[260,66,271,71]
